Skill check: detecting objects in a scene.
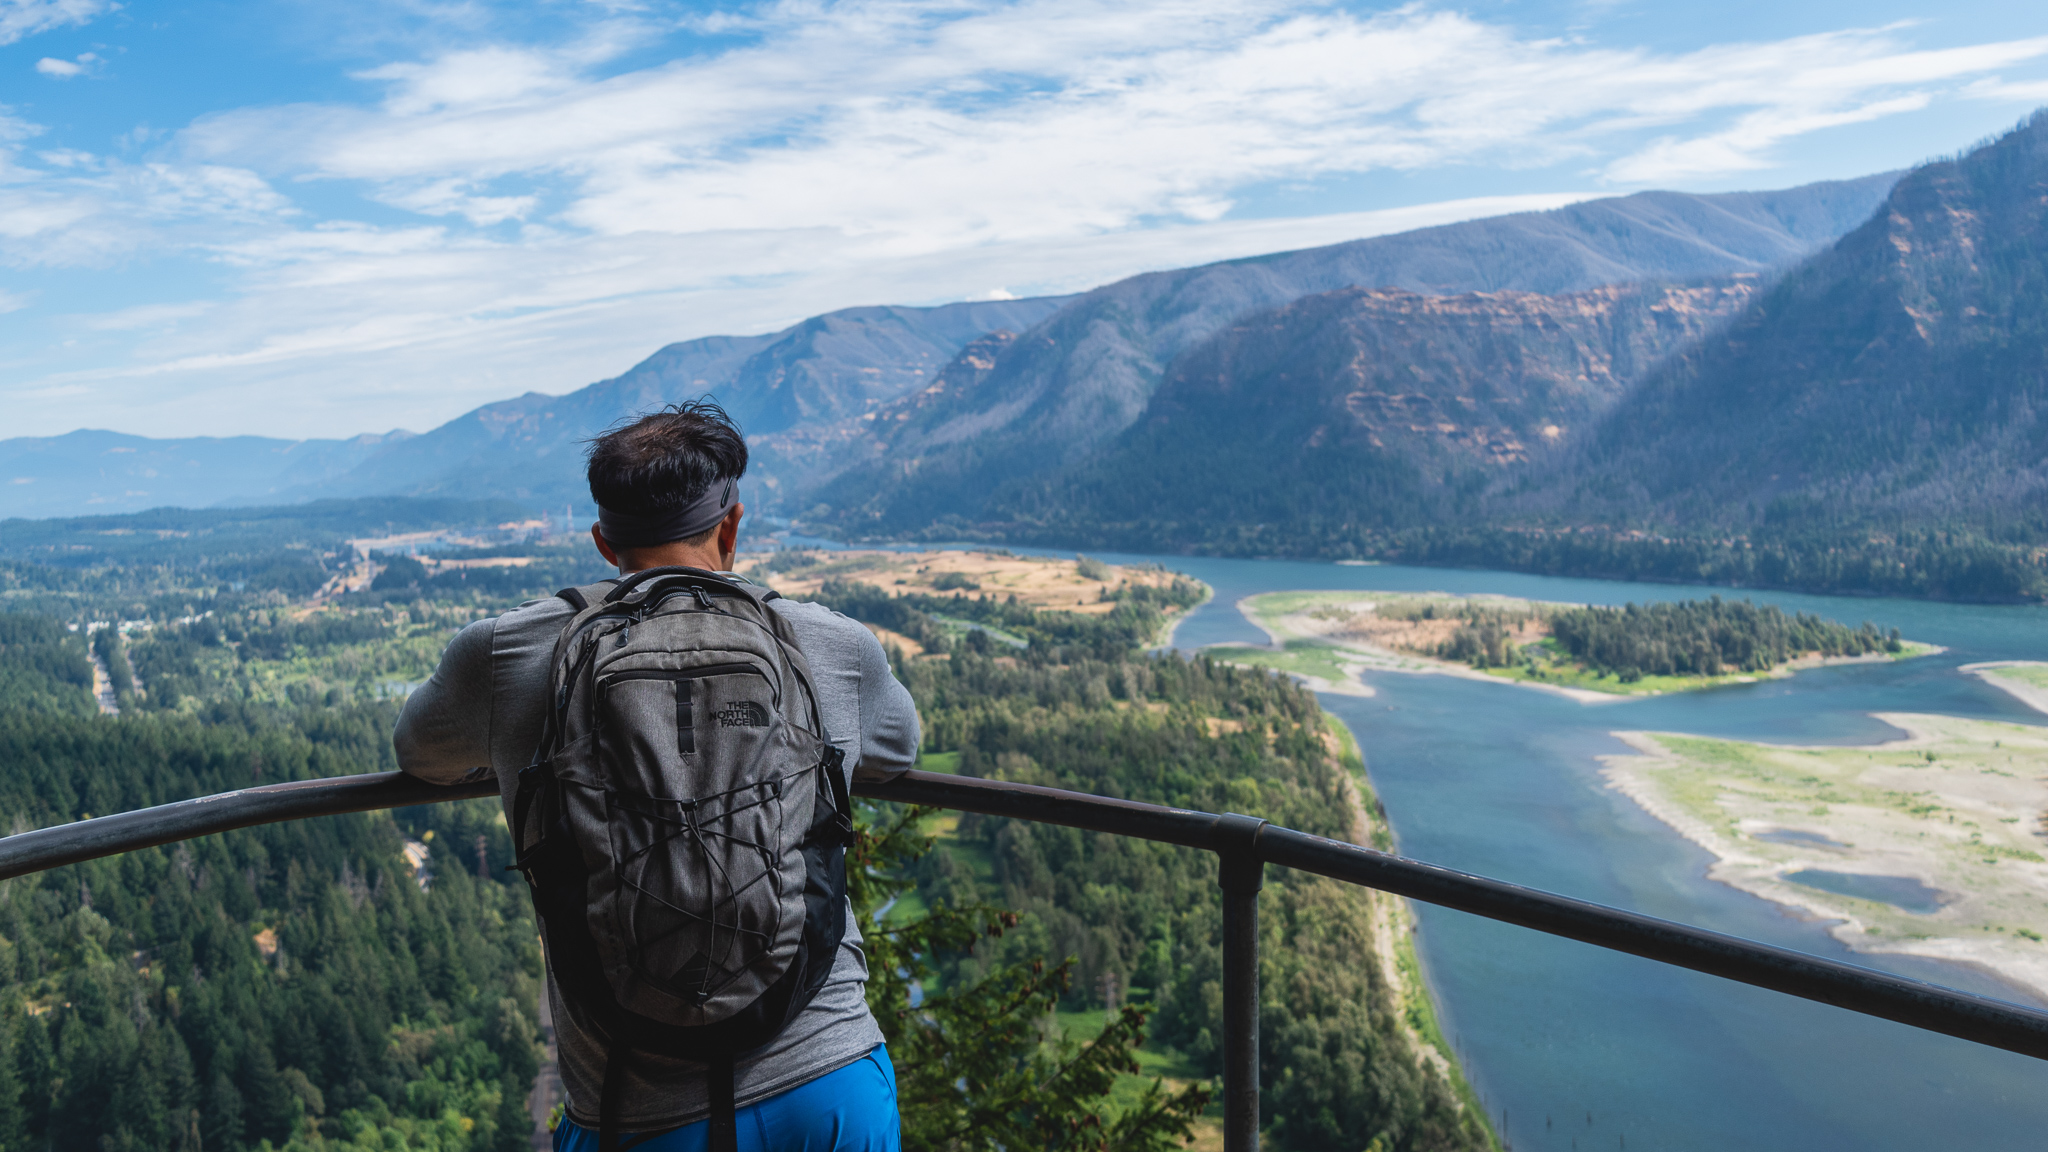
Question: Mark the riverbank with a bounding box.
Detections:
[1209,589,1929,703]
[1325,714,1498,1147]
[1965,661,2048,716]
[1601,713,2048,1000]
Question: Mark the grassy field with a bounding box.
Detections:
[1203,638,1366,686]
[2001,664,2048,690]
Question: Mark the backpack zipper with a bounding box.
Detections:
[597,663,778,706]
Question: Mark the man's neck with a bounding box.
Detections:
[613,542,730,576]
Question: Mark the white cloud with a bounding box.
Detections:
[1963,76,2048,103]
[6,1,2048,439]
[11,190,1595,438]
[35,56,81,77]
[1,0,110,46]
[0,104,294,265]
[179,6,2048,252]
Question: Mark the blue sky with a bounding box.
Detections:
[3,0,2047,441]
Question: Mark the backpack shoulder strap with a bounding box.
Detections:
[554,578,619,613]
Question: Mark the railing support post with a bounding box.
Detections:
[1215,813,1268,1152]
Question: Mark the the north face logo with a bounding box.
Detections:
[717,701,770,728]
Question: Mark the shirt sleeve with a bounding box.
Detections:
[394,618,497,785]
[853,626,921,782]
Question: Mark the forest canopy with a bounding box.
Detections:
[0,525,1491,1152]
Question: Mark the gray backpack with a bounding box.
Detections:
[510,567,853,1152]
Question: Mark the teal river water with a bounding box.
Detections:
[1084,552,2048,1152]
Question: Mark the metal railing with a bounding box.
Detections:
[6,768,2048,1151]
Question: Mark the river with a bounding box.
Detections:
[782,537,2048,1147]
[1100,553,2048,1152]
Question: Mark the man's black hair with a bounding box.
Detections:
[586,401,748,545]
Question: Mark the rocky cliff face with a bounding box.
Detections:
[1166,279,1760,468]
[748,329,1020,511]
[966,278,1757,541]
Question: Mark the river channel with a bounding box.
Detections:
[1105,553,2048,1152]
[787,537,2048,1148]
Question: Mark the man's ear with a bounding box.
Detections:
[717,503,744,562]
[591,524,622,568]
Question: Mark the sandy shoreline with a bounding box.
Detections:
[1962,661,2048,717]
[1602,716,2048,1002]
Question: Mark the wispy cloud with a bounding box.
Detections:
[3,1,2047,439]
[0,0,111,46]
[178,6,2048,244]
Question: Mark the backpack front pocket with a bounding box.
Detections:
[594,664,795,1021]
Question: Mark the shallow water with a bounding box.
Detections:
[1785,870,1949,914]
[1754,829,1850,851]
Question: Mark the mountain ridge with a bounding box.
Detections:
[801,173,1900,525]
[1528,112,2048,542]
[967,276,1765,545]
[2,172,1900,523]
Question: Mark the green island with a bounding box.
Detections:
[1215,589,1932,699]
[1601,706,2048,999]
[0,506,1496,1152]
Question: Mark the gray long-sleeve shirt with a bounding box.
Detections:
[393,584,920,1130]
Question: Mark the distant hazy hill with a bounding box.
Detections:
[282,297,1071,509]
[808,174,1898,527]
[0,429,411,519]
[1525,111,2048,542]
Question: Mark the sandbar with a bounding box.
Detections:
[1602,714,2048,999]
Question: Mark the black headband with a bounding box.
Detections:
[596,477,738,549]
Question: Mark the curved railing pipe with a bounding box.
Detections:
[7,767,2048,1150]
[0,771,498,881]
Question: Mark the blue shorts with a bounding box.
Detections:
[553,1045,901,1152]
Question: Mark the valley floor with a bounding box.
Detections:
[1601,679,2048,1001]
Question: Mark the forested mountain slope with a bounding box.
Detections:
[1523,111,2048,542]
[806,174,1896,526]
[903,278,1758,544]
[799,115,2048,602]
